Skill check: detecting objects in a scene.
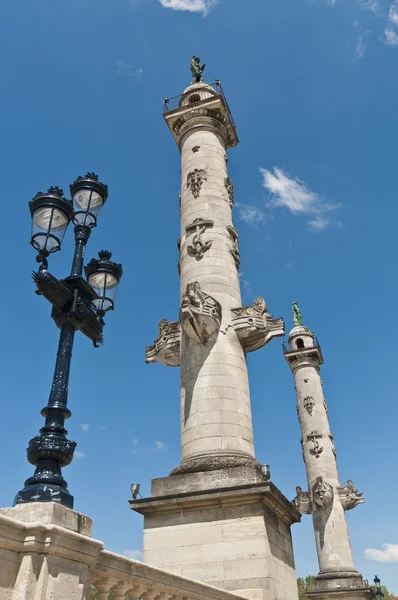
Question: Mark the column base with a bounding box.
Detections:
[307,569,374,600]
[130,465,301,600]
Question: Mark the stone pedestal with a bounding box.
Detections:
[0,503,101,600]
[130,466,301,600]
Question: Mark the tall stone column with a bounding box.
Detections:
[284,305,372,600]
[131,73,300,600]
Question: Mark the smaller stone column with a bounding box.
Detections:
[284,304,372,600]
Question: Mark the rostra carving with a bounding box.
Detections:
[231,297,285,353]
[337,479,364,511]
[312,476,334,509]
[307,430,323,458]
[177,238,181,275]
[145,319,181,367]
[329,434,337,459]
[180,281,222,343]
[225,177,234,207]
[227,225,240,269]
[303,396,315,415]
[187,169,207,199]
[186,218,213,260]
[292,486,312,514]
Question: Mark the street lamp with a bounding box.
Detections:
[14,173,122,509]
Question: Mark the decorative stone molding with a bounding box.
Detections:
[186,218,214,260]
[177,238,181,275]
[292,486,312,514]
[170,454,262,475]
[312,476,334,509]
[145,319,181,367]
[324,398,329,416]
[307,431,323,459]
[171,107,238,149]
[231,297,285,353]
[187,169,207,199]
[192,145,200,152]
[225,177,234,207]
[226,225,240,269]
[303,396,315,415]
[337,480,364,511]
[180,281,222,343]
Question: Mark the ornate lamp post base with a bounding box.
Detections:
[15,482,74,509]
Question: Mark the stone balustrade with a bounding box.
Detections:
[0,502,247,600]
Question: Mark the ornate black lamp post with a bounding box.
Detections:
[14,173,122,509]
[373,577,384,600]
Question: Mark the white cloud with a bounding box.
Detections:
[236,203,265,225]
[354,34,367,58]
[308,216,329,230]
[327,0,336,5]
[364,544,398,562]
[153,440,167,450]
[159,0,217,13]
[358,0,380,13]
[239,273,252,297]
[384,27,398,45]
[80,424,90,432]
[132,438,139,446]
[123,550,143,561]
[260,167,318,214]
[389,0,398,24]
[115,61,144,78]
[260,166,338,230]
[74,451,86,459]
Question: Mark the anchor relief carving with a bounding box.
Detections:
[180,281,222,344]
[186,218,213,260]
[145,319,181,367]
[187,169,207,199]
[231,297,285,353]
[307,430,323,458]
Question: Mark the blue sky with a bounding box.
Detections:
[0,0,397,591]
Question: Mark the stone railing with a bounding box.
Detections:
[91,550,247,600]
[0,503,246,600]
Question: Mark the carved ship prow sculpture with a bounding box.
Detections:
[180,281,222,344]
[231,296,285,353]
[145,319,181,367]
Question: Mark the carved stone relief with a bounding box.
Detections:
[292,486,312,515]
[187,169,207,199]
[180,281,222,343]
[226,225,240,269]
[329,434,337,459]
[225,177,234,207]
[192,146,200,153]
[324,398,329,417]
[337,479,364,511]
[303,396,315,416]
[177,238,181,275]
[307,430,323,458]
[312,476,334,509]
[231,297,285,352]
[145,319,181,367]
[186,218,213,260]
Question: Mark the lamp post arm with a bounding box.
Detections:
[70,225,91,277]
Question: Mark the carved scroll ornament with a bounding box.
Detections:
[227,225,240,269]
[292,486,312,515]
[180,281,222,344]
[231,297,285,353]
[187,169,207,199]
[225,177,234,207]
[145,319,181,367]
[337,479,364,511]
[186,218,213,260]
[312,476,334,509]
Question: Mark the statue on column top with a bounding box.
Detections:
[292,301,303,327]
[190,56,206,83]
